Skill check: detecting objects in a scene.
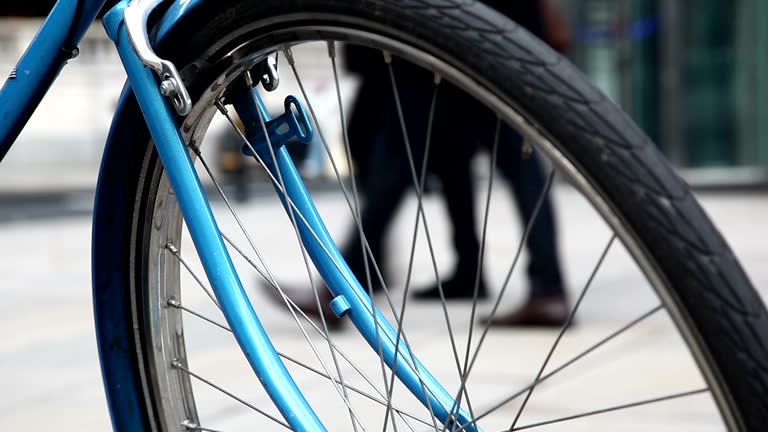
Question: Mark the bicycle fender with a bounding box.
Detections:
[92,1,210,429]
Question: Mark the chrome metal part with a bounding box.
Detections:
[260,54,279,91]
[180,419,198,430]
[124,0,192,115]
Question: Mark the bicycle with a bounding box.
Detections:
[1,0,767,430]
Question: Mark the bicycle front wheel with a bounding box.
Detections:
[93,0,768,430]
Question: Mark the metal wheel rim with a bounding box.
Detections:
[134,24,737,431]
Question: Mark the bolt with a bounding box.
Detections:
[160,79,176,96]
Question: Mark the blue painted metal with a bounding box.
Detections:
[93,0,480,428]
[329,295,351,318]
[0,0,107,161]
[94,3,171,430]
[93,0,234,429]
[101,1,125,41]
[232,87,479,432]
[92,85,150,432]
[241,95,313,157]
[103,3,327,431]
[154,0,205,40]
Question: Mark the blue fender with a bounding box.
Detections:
[91,1,207,429]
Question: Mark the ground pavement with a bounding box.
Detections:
[0,184,765,430]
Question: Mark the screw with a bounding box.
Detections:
[160,79,176,96]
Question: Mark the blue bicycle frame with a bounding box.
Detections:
[0,1,477,430]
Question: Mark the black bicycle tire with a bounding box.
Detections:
[108,1,768,429]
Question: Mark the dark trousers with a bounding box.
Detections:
[448,127,564,298]
[342,70,563,298]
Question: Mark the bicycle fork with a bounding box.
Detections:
[104,1,479,431]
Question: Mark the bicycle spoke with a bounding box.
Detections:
[208,77,648,432]
[508,234,616,431]
[508,388,709,431]
[166,242,220,309]
[217,97,389,324]
[220,233,351,337]
[187,139,279,288]
[188,128,326,347]
[166,297,229,331]
[280,48,462,426]
[378,63,446,431]
[182,47,694,432]
[218,92,364,431]
[171,360,291,430]
[285,46,440,432]
[168,294,425,431]
[283,47,421,341]
[280,352,429,431]
[327,41,396,432]
[451,304,664,432]
[448,169,556,408]
[166,155,432,428]
[385,54,476,427]
[448,117,501,427]
[196,119,381,432]
[221,227,424,417]
[287,47,452,430]
[464,118,499,355]
[220,232,273,285]
[185,425,226,432]
[113,7,748,427]
[282,47,403,326]
[219,100,401,341]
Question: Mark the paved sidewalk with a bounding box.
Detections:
[0,185,765,430]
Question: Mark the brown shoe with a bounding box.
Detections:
[482,295,571,328]
[262,281,345,330]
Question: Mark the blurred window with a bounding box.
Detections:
[572,0,768,175]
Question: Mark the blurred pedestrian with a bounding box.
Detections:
[411,0,571,308]
[272,0,571,328]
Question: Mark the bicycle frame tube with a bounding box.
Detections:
[2,0,479,428]
[0,0,108,161]
[103,2,327,431]
[230,88,478,432]
[106,0,477,429]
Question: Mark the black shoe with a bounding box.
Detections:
[412,275,488,300]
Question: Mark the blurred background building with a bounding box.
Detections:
[565,0,768,185]
[0,2,123,194]
[1,0,768,190]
